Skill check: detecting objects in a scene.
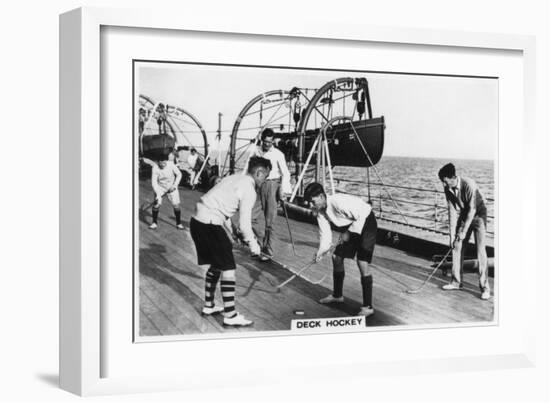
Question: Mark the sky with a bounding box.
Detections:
[137,62,497,161]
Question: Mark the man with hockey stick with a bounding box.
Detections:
[245,128,292,261]
[190,156,272,327]
[304,182,378,318]
[149,157,183,230]
[438,163,490,300]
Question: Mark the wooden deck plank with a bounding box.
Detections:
[139,308,161,336]
[137,181,495,337]
[139,288,181,336]
[139,236,243,334]
[140,274,208,334]
[139,229,274,332]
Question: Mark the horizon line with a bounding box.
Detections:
[384,154,494,162]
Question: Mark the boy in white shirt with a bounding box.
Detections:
[304,182,378,318]
[149,158,183,230]
[186,148,199,187]
[190,156,271,327]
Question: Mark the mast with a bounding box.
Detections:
[217,112,223,174]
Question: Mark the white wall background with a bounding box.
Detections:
[0,0,548,401]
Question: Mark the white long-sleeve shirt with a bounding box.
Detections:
[193,173,258,245]
[317,193,372,255]
[151,161,182,195]
[187,153,198,170]
[245,146,292,194]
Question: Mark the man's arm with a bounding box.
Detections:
[151,168,162,198]
[222,218,234,237]
[447,199,458,246]
[276,151,292,195]
[238,184,261,254]
[171,164,182,190]
[456,181,477,240]
[142,157,155,167]
[316,214,333,260]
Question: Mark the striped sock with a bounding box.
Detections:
[333,271,345,298]
[221,279,236,317]
[361,275,373,308]
[204,269,220,308]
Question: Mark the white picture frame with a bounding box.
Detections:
[59,7,537,396]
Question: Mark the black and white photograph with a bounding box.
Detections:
[134,61,497,339]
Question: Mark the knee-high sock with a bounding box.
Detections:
[333,271,345,298]
[204,268,221,307]
[174,207,181,225]
[361,275,373,308]
[221,279,236,317]
[152,206,159,223]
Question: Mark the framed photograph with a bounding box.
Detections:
[60,7,536,396]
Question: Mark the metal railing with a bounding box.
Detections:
[333,178,495,239]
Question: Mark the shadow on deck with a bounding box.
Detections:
[137,181,495,338]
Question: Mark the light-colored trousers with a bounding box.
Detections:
[251,179,280,256]
[452,216,490,292]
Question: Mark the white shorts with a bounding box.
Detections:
[157,188,180,206]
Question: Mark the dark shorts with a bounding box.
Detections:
[334,212,377,263]
[190,217,236,270]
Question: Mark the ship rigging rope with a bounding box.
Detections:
[244,99,288,117]
[299,91,330,125]
[142,102,160,131]
[231,101,288,171]
[167,116,203,153]
[230,141,258,169]
[170,116,202,127]
[300,86,355,129]
[174,123,295,137]
[348,122,410,225]
[140,101,160,152]
[239,87,318,119]
[319,91,354,106]
[250,111,292,129]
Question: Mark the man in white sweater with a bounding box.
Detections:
[149,158,183,230]
[190,156,272,327]
[304,182,378,318]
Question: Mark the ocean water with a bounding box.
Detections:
[327,156,495,237]
[224,153,495,238]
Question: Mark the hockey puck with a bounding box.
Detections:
[293,309,305,316]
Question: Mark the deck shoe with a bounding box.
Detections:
[357,306,374,318]
[176,223,184,230]
[480,289,491,300]
[149,223,158,230]
[223,313,253,327]
[442,282,463,291]
[201,305,224,315]
[259,254,272,262]
[319,294,344,304]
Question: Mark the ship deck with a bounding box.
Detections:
[137,180,495,338]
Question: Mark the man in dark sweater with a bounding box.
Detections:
[438,163,490,300]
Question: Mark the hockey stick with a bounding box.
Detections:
[276,246,336,289]
[405,249,452,294]
[139,188,174,211]
[281,201,299,256]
